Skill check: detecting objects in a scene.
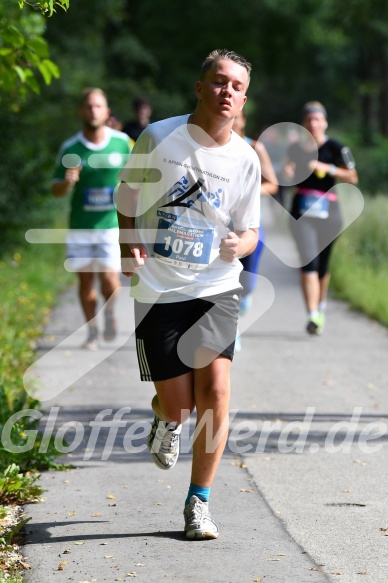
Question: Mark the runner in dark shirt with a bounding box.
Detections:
[284,101,358,335]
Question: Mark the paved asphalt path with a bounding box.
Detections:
[23,199,388,583]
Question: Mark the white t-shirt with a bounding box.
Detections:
[119,114,261,303]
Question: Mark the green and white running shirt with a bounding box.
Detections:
[53,127,131,229]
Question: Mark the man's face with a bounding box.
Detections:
[196,59,248,120]
[79,92,110,130]
[303,112,327,139]
[137,104,152,125]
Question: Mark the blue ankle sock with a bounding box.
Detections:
[185,484,211,507]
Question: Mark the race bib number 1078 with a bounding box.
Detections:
[153,218,213,270]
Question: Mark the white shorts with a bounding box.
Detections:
[65,229,121,272]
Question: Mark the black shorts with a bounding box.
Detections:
[289,198,343,276]
[134,289,241,382]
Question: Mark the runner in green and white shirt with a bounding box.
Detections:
[52,87,131,349]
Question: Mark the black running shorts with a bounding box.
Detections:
[134,288,241,382]
[289,198,343,277]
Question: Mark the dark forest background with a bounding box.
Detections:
[2,0,388,249]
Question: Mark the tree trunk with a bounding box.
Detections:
[358,47,375,145]
[378,46,388,136]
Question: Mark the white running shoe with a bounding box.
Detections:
[148,415,182,470]
[183,495,219,540]
[82,326,99,351]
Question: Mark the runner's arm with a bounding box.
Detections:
[254,142,279,195]
[308,160,358,184]
[116,181,147,276]
[51,167,81,197]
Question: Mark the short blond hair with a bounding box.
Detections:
[200,49,251,83]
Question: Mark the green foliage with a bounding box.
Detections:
[0,465,43,505]
[0,102,70,251]
[0,514,30,548]
[19,0,70,16]
[350,135,388,195]
[0,237,72,473]
[0,206,72,583]
[0,387,65,474]
[0,571,24,582]
[2,0,381,316]
[331,128,388,195]
[0,570,24,583]
[0,0,66,108]
[331,194,388,326]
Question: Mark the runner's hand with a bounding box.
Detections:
[283,161,296,180]
[121,245,147,276]
[65,166,82,185]
[219,231,240,262]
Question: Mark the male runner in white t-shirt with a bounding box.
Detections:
[117,49,261,539]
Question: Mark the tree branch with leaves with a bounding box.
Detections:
[0,0,70,108]
[18,0,69,16]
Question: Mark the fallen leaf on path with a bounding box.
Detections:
[67,512,76,517]
[91,513,102,517]
[263,456,274,461]
[331,572,343,575]
[277,553,286,556]
[356,572,369,575]
[57,565,64,571]
[104,555,115,559]
[267,557,280,561]
[20,562,31,569]
[309,568,325,572]
[126,573,137,577]
[253,579,263,582]
[135,563,145,566]
[108,503,117,507]
[107,494,116,499]
[230,461,247,468]
[240,488,254,493]
[63,550,71,554]
[74,541,84,545]
[353,459,368,466]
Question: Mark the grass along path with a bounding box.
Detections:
[331,194,388,327]
[0,237,72,580]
